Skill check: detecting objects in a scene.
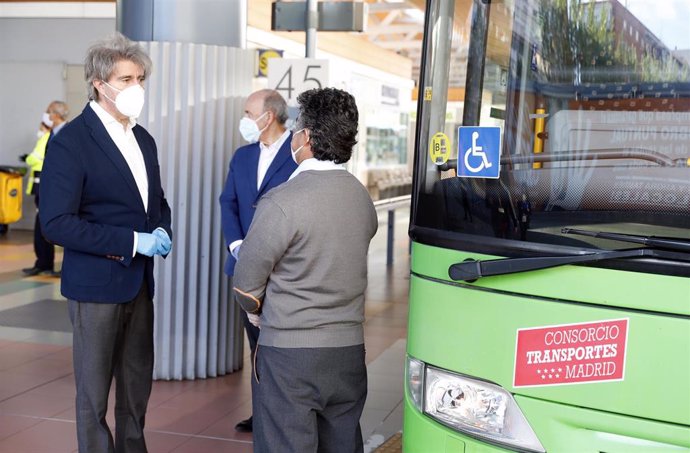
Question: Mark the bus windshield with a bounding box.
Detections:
[411,0,690,271]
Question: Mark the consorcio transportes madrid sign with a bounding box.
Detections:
[513,319,629,388]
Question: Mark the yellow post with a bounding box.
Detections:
[533,107,546,169]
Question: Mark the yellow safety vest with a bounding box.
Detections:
[26,132,49,195]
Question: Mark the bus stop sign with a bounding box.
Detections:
[457,126,501,179]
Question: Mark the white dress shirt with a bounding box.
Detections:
[90,100,149,256]
[257,129,290,190]
[90,101,149,210]
[289,157,346,180]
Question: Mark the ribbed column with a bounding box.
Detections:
[138,42,254,380]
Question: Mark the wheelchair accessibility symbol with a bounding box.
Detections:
[457,126,501,179]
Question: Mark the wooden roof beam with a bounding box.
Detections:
[367,1,418,13]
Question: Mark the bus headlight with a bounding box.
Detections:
[406,356,424,411]
[422,364,545,453]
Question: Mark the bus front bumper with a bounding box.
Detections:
[403,392,690,453]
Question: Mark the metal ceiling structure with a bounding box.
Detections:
[362,0,472,88]
[271,0,516,92]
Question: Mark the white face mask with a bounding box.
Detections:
[291,129,306,163]
[42,112,54,128]
[103,81,145,119]
[238,111,268,143]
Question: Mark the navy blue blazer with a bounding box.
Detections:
[219,135,297,276]
[40,103,172,303]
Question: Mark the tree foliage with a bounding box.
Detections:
[537,0,687,84]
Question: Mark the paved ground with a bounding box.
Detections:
[0,209,411,452]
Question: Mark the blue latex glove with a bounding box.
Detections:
[136,232,160,257]
[153,227,172,255]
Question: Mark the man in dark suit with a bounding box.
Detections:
[40,33,172,453]
[219,89,297,433]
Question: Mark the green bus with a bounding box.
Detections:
[404,0,690,451]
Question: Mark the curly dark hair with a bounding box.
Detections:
[295,88,359,164]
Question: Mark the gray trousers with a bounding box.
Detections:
[69,282,154,453]
[252,344,367,453]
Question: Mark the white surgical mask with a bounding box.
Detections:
[103,81,145,119]
[238,112,268,143]
[42,112,54,128]
[290,128,306,163]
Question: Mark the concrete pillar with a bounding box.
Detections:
[117,0,246,48]
[115,0,252,380]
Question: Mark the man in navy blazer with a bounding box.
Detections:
[219,89,297,433]
[40,33,171,453]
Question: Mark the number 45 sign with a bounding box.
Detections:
[268,59,329,103]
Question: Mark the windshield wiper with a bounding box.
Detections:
[450,249,645,281]
[561,228,690,253]
[449,241,690,281]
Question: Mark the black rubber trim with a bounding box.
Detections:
[409,226,690,278]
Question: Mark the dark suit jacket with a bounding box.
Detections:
[40,103,172,303]
[219,135,297,276]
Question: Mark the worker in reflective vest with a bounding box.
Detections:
[22,122,51,196]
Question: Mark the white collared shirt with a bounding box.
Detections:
[90,100,149,212]
[289,157,346,180]
[257,129,290,190]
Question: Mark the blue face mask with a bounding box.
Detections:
[238,111,268,143]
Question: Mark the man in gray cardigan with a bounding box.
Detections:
[233,88,377,453]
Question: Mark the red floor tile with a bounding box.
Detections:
[0,342,67,357]
[171,436,253,453]
[0,344,68,371]
[0,419,77,453]
[0,217,410,451]
[27,376,76,399]
[44,347,74,363]
[0,370,62,401]
[147,379,202,408]
[197,400,253,441]
[8,357,73,380]
[0,391,75,418]
[51,406,76,422]
[142,430,192,453]
[145,400,234,435]
[0,414,41,441]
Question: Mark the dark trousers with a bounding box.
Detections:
[231,288,260,421]
[252,344,367,453]
[69,282,154,453]
[33,193,54,270]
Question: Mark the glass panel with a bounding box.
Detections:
[413,0,690,253]
[366,118,408,166]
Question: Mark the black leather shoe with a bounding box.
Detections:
[234,416,253,433]
[22,266,43,276]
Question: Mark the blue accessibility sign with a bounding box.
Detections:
[457,126,501,179]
